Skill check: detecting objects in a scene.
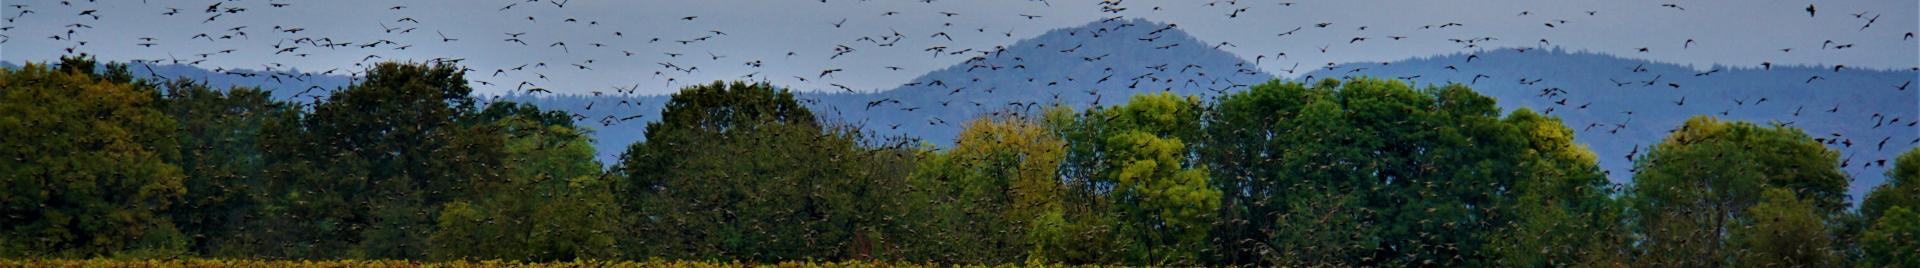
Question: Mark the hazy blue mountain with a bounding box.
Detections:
[798,18,1274,145]
[1304,47,1918,200]
[507,18,1273,162]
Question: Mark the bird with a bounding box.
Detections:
[1806,4,1816,17]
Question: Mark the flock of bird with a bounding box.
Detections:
[4,0,1916,193]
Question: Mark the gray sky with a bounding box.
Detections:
[3,0,1914,95]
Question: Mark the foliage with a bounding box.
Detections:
[1194,78,1633,266]
[427,102,622,262]
[900,114,1066,264]
[155,78,295,257]
[1860,148,1920,267]
[1629,116,1848,267]
[0,57,186,258]
[1861,206,1920,267]
[1728,188,1837,267]
[1089,92,1217,265]
[615,81,916,262]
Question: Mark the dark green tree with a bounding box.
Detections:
[1197,78,1625,266]
[1863,148,1920,225]
[258,62,507,259]
[615,81,914,262]
[155,79,295,257]
[427,102,622,261]
[1860,148,1920,267]
[1730,188,1838,267]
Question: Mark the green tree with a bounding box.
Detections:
[0,57,186,257]
[1484,109,1631,267]
[1198,78,1626,266]
[1860,206,1920,267]
[1730,188,1837,267]
[1029,105,1125,264]
[1860,148,1920,267]
[615,81,913,262]
[1863,148,1920,224]
[1630,116,1848,267]
[427,102,622,261]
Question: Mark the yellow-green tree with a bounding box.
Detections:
[901,114,1066,264]
[1094,92,1218,265]
[1485,109,1632,267]
[0,57,186,257]
[1630,116,1848,267]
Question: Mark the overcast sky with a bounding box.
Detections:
[3,0,1914,95]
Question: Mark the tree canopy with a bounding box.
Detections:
[2,58,1908,266]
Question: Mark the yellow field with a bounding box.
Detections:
[0,259,1114,268]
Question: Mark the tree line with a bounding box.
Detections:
[2,56,1916,266]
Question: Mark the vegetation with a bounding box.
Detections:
[2,56,1914,266]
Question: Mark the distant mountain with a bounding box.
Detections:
[1304,48,1918,200]
[799,18,1273,144]
[509,18,1273,162]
